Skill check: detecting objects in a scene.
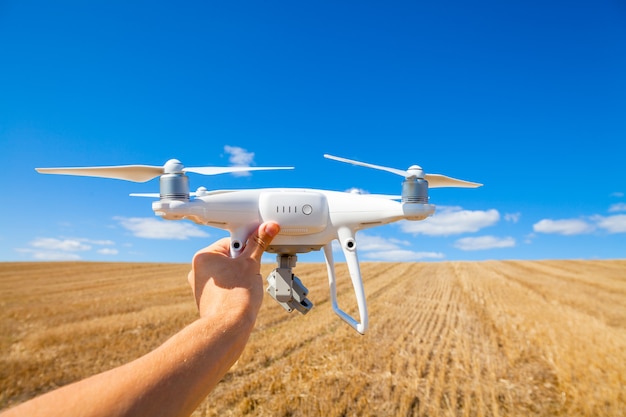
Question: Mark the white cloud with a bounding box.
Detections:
[82,238,115,246]
[345,187,370,195]
[16,248,82,261]
[610,192,624,198]
[224,145,254,165]
[454,235,516,251]
[533,218,595,235]
[97,248,119,255]
[31,237,91,252]
[532,214,626,236]
[115,216,210,239]
[504,212,521,223]
[608,203,626,213]
[33,251,82,261]
[400,206,500,236]
[341,233,444,261]
[592,214,626,234]
[17,237,117,260]
[356,234,410,251]
[363,249,444,262]
[224,145,254,177]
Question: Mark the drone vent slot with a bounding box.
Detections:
[276,206,298,214]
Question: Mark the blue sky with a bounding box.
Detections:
[1,0,625,263]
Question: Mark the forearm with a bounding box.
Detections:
[2,312,256,417]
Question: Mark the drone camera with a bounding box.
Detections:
[266,254,313,314]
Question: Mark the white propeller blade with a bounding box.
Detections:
[324,154,407,177]
[36,162,294,183]
[425,174,482,188]
[324,154,482,188]
[129,189,238,198]
[128,193,161,198]
[36,165,164,183]
[185,166,294,175]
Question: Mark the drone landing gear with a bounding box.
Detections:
[266,255,313,314]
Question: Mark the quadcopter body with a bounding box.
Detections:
[36,154,482,334]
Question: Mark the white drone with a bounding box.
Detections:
[36,154,482,334]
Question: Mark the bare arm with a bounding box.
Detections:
[2,222,280,417]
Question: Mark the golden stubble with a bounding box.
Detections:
[1,260,625,416]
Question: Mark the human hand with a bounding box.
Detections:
[187,222,280,325]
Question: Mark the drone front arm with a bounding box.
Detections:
[229,223,261,257]
[323,227,368,334]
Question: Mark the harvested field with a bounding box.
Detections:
[1,260,625,416]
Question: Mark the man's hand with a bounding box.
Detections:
[188,221,281,323]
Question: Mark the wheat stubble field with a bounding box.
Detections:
[1,260,625,416]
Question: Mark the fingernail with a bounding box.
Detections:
[264,222,280,237]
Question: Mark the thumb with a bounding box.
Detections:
[244,221,280,262]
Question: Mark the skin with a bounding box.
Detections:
[1,221,281,417]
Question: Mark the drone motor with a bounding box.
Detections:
[159,159,190,201]
[401,177,429,203]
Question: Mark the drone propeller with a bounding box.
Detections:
[323,154,481,188]
[36,159,294,183]
[129,188,237,198]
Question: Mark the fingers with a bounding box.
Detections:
[243,221,280,263]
